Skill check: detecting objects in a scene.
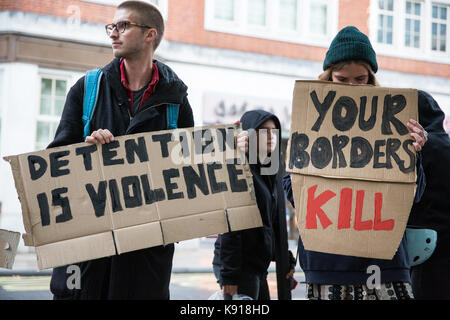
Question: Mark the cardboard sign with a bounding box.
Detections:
[286,81,418,259]
[291,174,415,259]
[4,124,262,270]
[0,229,20,269]
[287,81,418,183]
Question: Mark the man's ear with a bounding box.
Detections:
[146,28,157,44]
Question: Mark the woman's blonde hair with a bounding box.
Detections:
[318,60,380,86]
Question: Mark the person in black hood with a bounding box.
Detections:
[212,110,296,300]
[408,92,450,299]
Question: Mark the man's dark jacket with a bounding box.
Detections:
[48,58,194,299]
[213,110,295,300]
[408,90,450,256]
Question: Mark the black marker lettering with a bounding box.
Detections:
[52,187,72,223]
[332,96,358,131]
[350,137,373,168]
[207,163,228,194]
[125,137,149,164]
[311,137,332,169]
[75,145,97,171]
[310,90,336,131]
[163,169,184,200]
[332,135,349,169]
[227,164,248,192]
[289,132,310,169]
[152,133,173,158]
[102,141,124,166]
[50,151,71,178]
[28,155,47,181]
[122,176,143,208]
[85,181,107,217]
[183,164,210,199]
[382,94,408,135]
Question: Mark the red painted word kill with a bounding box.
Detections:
[306,185,394,231]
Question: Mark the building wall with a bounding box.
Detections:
[1,0,449,77]
[0,0,449,252]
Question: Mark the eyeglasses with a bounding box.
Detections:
[105,20,153,36]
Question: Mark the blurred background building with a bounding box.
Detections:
[0,0,449,251]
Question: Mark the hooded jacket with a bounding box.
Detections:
[283,90,431,285]
[408,90,450,258]
[213,110,294,300]
[48,58,194,299]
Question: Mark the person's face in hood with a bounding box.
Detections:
[257,119,277,160]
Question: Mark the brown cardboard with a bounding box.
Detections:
[286,81,418,183]
[113,222,163,254]
[35,232,115,270]
[4,124,262,270]
[291,174,415,259]
[286,81,418,259]
[0,229,21,269]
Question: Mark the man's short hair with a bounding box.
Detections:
[118,0,164,50]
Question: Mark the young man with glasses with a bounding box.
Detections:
[48,0,194,299]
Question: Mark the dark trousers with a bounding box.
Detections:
[51,244,174,300]
[213,264,268,300]
[411,254,450,300]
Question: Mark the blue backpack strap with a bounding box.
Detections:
[166,104,179,129]
[82,69,103,140]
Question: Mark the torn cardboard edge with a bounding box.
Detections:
[0,229,21,269]
[34,204,262,270]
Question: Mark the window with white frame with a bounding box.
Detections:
[214,0,235,21]
[248,0,267,27]
[370,0,450,62]
[279,0,298,31]
[205,0,339,46]
[405,0,422,48]
[377,0,394,44]
[35,76,68,150]
[309,0,328,36]
[431,3,448,52]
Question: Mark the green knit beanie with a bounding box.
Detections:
[323,26,378,73]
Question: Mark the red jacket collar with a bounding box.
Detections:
[120,59,160,111]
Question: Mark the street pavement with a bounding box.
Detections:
[0,238,305,300]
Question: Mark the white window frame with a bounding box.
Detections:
[204,0,339,47]
[370,0,450,64]
[81,0,168,20]
[431,2,449,53]
[35,72,72,151]
[404,0,424,49]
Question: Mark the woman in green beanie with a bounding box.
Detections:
[281,25,445,300]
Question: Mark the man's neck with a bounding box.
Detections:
[123,54,154,91]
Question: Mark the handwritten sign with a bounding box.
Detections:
[4,124,262,269]
[287,81,418,259]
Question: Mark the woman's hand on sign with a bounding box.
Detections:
[223,284,238,298]
[237,130,249,153]
[407,119,428,152]
[85,129,115,144]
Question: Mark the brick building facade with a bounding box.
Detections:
[0,0,449,248]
